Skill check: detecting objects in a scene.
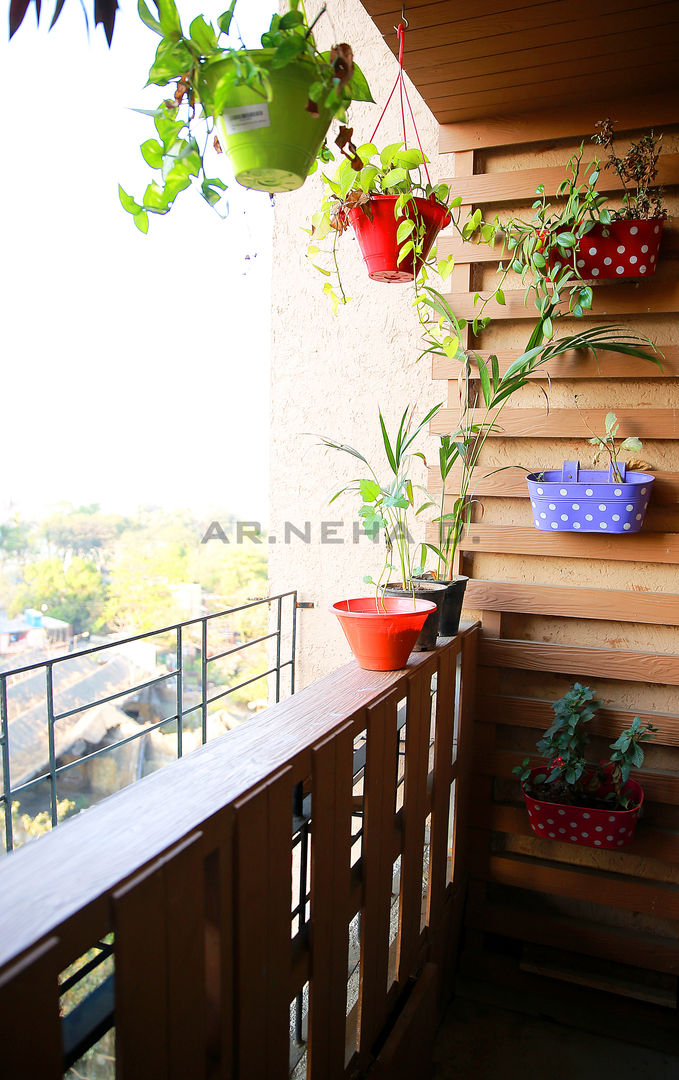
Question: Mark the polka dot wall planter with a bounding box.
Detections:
[526,460,654,534]
[575,219,664,280]
[521,768,644,850]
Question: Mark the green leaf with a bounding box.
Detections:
[133,209,150,233]
[359,479,380,502]
[397,240,415,262]
[382,167,407,189]
[189,14,217,53]
[380,142,403,169]
[395,148,426,169]
[140,138,164,169]
[396,219,415,244]
[138,0,162,35]
[271,35,306,67]
[478,358,492,407]
[495,287,506,306]
[621,436,642,453]
[156,0,182,39]
[279,8,304,28]
[557,231,576,248]
[347,63,374,104]
[118,185,141,214]
[217,2,237,35]
[148,38,194,85]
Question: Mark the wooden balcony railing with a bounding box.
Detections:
[0,627,478,1080]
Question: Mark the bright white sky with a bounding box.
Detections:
[1,0,274,520]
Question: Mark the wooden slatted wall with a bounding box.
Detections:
[431,96,679,991]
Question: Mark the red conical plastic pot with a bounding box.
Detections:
[330,596,437,671]
[348,194,451,282]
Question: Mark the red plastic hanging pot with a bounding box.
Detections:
[521,766,644,850]
[330,596,437,671]
[348,195,451,283]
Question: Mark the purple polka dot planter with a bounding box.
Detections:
[521,768,644,850]
[527,460,653,533]
[575,219,663,279]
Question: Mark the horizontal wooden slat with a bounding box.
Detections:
[476,748,679,806]
[431,345,679,381]
[463,580,679,627]
[438,154,679,208]
[441,281,679,321]
[478,693,679,748]
[458,524,679,564]
[427,40,679,111]
[470,851,679,921]
[466,896,679,976]
[438,90,679,153]
[426,467,679,506]
[480,637,679,685]
[473,801,679,864]
[404,6,679,85]
[432,66,675,125]
[431,407,679,439]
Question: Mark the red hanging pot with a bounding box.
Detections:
[348,194,451,283]
[521,767,644,850]
[330,596,437,671]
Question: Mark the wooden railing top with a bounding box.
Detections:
[0,631,475,973]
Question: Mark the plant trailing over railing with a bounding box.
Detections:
[120,0,372,231]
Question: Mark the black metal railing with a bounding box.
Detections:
[0,591,297,855]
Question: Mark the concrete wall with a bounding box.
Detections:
[268,0,446,687]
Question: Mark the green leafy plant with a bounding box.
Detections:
[120,0,373,231]
[308,140,457,312]
[315,403,443,596]
[583,409,646,483]
[514,683,657,810]
[592,119,668,221]
[413,288,661,579]
[462,147,609,345]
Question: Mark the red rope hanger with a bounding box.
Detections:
[368,18,433,188]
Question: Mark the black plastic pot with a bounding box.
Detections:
[413,575,468,637]
[384,581,447,651]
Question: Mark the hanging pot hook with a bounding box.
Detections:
[394,3,408,31]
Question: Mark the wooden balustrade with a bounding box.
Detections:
[0,629,479,1080]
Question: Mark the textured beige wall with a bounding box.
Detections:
[268,0,448,687]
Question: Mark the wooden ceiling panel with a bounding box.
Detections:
[359,0,679,123]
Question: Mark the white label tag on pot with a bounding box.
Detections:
[221,102,271,135]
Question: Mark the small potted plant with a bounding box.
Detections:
[317,403,446,669]
[308,138,454,309]
[515,683,657,849]
[120,0,373,231]
[580,119,668,279]
[527,409,655,533]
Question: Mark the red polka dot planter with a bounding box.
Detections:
[576,219,664,280]
[526,460,653,533]
[521,768,644,850]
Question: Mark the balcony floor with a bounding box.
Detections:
[434,992,679,1079]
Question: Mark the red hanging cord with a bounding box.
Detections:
[368,22,432,187]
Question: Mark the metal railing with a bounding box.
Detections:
[0,591,297,854]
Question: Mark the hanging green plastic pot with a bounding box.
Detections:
[202,50,339,193]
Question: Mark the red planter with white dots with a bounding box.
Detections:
[575,219,664,279]
[521,767,644,850]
